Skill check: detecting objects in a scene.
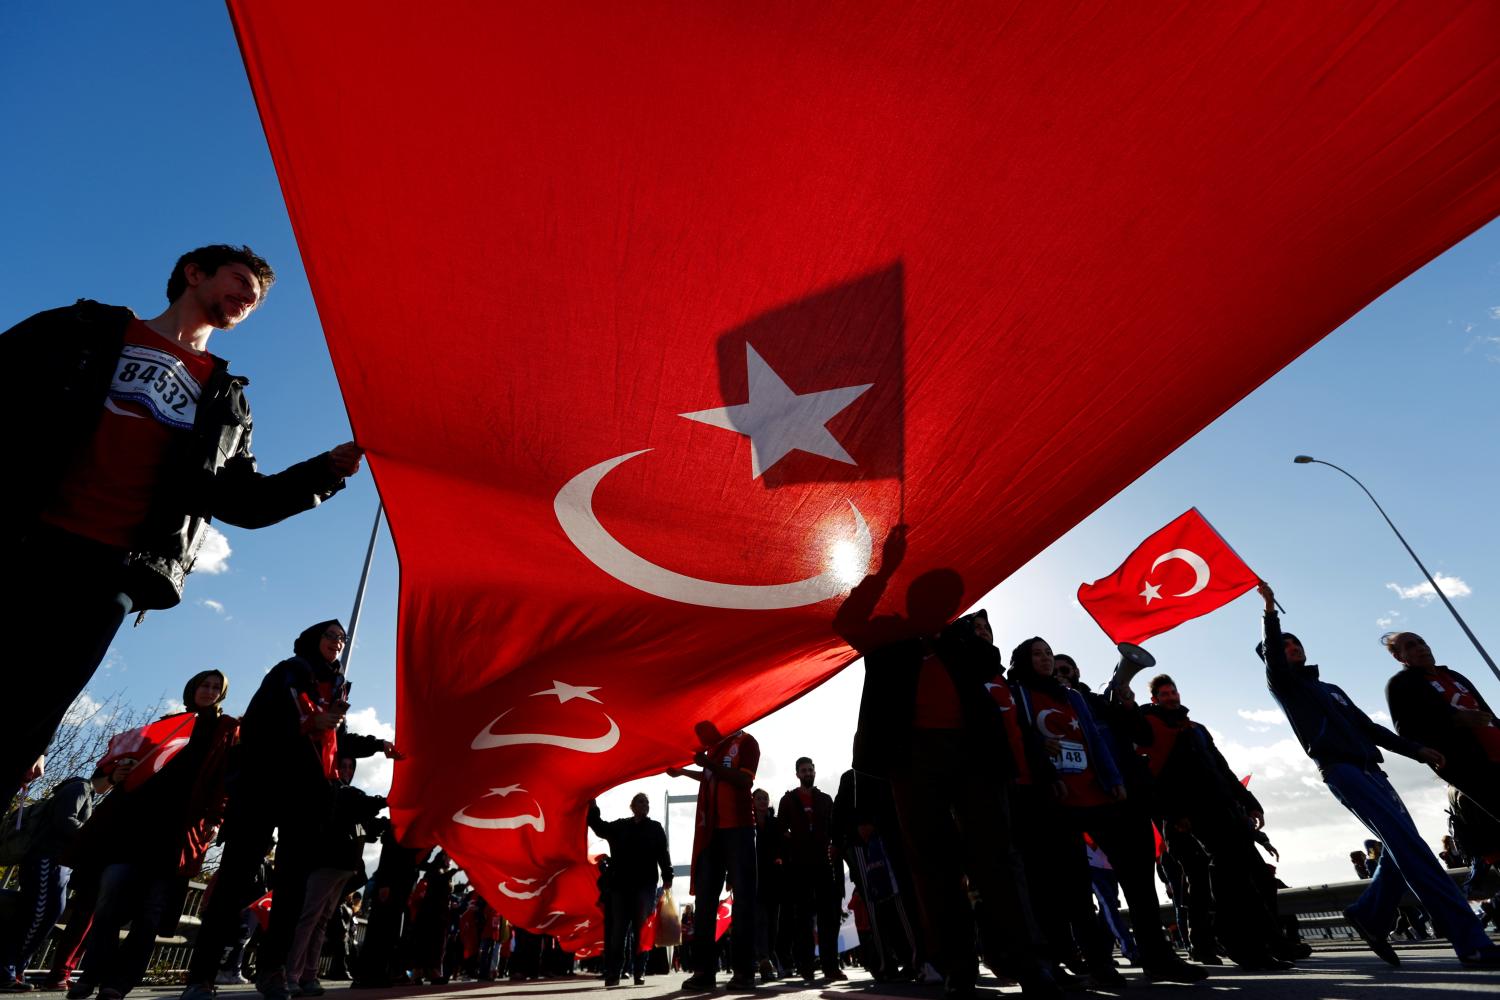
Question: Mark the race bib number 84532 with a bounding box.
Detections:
[109,344,203,431]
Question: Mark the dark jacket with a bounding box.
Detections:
[1261,610,1422,771]
[234,622,384,801]
[832,768,900,851]
[756,807,787,902]
[319,781,388,876]
[840,584,1017,778]
[586,803,672,892]
[1,300,347,611]
[28,776,93,860]
[1079,686,1152,794]
[777,785,835,868]
[1140,704,1261,822]
[1386,666,1497,772]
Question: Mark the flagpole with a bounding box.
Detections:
[1194,506,1285,614]
[342,502,384,676]
[1294,455,1499,685]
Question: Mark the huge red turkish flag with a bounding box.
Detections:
[1077,509,1260,647]
[228,2,1500,952]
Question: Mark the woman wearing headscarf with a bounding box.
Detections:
[67,670,237,1000]
[951,626,1122,991]
[1007,637,1205,984]
[179,621,399,1000]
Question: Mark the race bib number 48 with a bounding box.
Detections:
[109,343,203,431]
[1053,740,1088,774]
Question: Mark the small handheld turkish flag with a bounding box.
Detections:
[715,893,734,942]
[1077,509,1257,647]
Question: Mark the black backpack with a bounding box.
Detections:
[0,795,54,865]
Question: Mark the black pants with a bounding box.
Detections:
[783,862,841,976]
[187,783,320,984]
[1179,809,1279,962]
[355,888,413,985]
[691,827,757,979]
[888,729,1043,987]
[2,526,128,792]
[1064,802,1175,965]
[1164,830,1217,956]
[1011,784,1112,973]
[603,886,655,982]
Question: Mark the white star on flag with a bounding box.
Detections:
[531,680,601,704]
[1139,581,1162,605]
[680,343,873,478]
[487,784,524,797]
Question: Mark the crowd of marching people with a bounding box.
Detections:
[2,247,1498,997]
[1,568,1497,1000]
[644,532,1500,997]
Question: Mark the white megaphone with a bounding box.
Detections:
[1110,641,1156,692]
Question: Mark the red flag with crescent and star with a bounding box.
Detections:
[227,1,1500,954]
[1078,509,1259,647]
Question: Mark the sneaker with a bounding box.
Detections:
[681,973,716,992]
[254,970,291,1000]
[214,973,248,987]
[725,977,758,993]
[177,985,215,1000]
[1142,955,1209,983]
[1343,907,1399,968]
[1458,947,1500,968]
[1014,969,1064,1000]
[64,986,94,1000]
[633,977,645,986]
[824,969,848,982]
[297,980,325,998]
[604,978,620,989]
[1189,950,1223,966]
[1087,964,1128,990]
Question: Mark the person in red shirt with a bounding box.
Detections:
[987,643,1122,990]
[668,721,759,992]
[1383,632,1500,826]
[1008,637,1206,985]
[1,245,365,795]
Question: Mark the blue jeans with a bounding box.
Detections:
[81,863,176,994]
[1323,763,1491,958]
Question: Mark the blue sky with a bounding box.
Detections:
[4,2,1498,891]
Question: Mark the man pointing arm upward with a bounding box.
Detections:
[1256,582,1498,969]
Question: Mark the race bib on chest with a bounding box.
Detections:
[109,342,205,431]
[1052,739,1088,773]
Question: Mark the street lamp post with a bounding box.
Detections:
[1293,455,1500,685]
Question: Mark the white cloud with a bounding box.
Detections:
[345,706,396,797]
[163,698,187,715]
[199,598,226,616]
[61,692,109,728]
[1237,708,1287,726]
[1370,709,1392,724]
[195,524,232,575]
[1385,572,1470,603]
[1375,611,1400,629]
[1488,306,1500,319]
